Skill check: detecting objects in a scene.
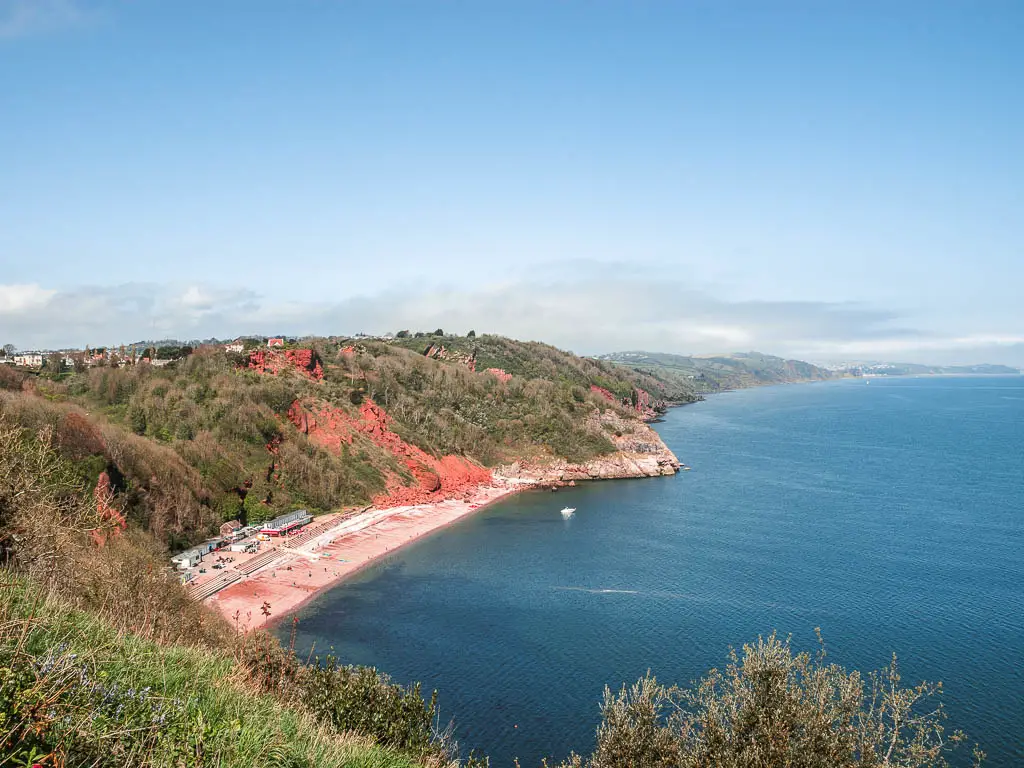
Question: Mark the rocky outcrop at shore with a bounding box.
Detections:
[497,409,681,484]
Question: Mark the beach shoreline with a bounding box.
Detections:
[207,481,528,632]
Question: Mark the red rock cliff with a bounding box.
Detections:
[287,398,493,508]
[247,348,324,381]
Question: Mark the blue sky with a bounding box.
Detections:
[2,0,1022,364]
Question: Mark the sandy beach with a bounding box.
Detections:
[207,482,525,631]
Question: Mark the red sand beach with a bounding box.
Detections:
[207,482,524,631]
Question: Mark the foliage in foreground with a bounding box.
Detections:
[548,632,982,768]
[0,579,423,768]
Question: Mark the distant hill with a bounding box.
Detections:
[595,350,835,394]
[941,363,1021,375]
[837,362,1021,376]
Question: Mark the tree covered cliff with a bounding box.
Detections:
[0,334,691,551]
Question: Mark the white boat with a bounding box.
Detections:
[561,507,575,519]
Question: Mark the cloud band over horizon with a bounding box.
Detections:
[3,279,1021,367]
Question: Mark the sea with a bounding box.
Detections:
[280,376,1024,767]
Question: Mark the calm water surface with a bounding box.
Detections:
[282,377,1024,766]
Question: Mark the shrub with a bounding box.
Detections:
[0,365,27,391]
[552,632,983,768]
[298,659,438,757]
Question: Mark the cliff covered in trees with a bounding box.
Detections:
[0,333,692,551]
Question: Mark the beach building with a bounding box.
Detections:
[220,520,243,539]
[171,549,204,569]
[260,509,312,536]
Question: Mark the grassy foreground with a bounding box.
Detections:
[0,578,421,768]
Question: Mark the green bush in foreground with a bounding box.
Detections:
[547,632,982,768]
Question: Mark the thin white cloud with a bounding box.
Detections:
[0,283,56,313]
[0,0,87,38]
[1,278,1020,367]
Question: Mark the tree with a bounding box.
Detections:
[2,343,14,358]
[467,330,476,338]
[556,632,982,768]
[44,352,65,377]
[127,404,147,435]
[431,328,444,337]
[396,330,411,339]
[242,479,274,524]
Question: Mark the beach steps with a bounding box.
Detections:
[282,518,345,549]
[236,548,282,575]
[188,570,240,601]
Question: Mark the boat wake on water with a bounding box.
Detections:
[553,586,640,595]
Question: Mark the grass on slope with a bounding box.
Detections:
[1,577,420,768]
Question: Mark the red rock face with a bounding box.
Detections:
[485,368,512,383]
[247,349,324,381]
[284,349,324,381]
[590,385,616,403]
[90,471,127,546]
[632,388,661,420]
[287,397,493,508]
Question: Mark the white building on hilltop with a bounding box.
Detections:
[14,353,43,367]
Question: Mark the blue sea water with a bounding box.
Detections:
[282,376,1024,766]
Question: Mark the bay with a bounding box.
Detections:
[281,376,1024,766]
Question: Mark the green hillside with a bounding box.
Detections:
[595,350,836,393]
[387,333,702,404]
[0,334,680,552]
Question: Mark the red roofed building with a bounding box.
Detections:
[267,338,284,347]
